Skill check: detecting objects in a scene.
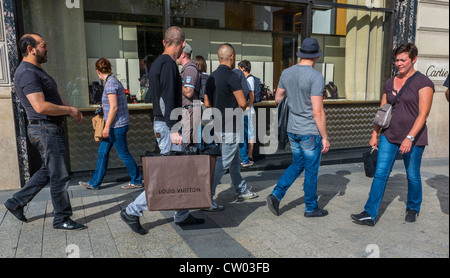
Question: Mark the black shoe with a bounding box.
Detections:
[175,214,205,226]
[4,200,28,223]
[405,209,419,223]
[53,219,87,231]
[351,211,376,226]
[304,208,328,218]
[120,210,147,235]
[267,194,280,216]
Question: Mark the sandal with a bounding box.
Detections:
[122,183,144,189]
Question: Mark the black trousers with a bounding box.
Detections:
[9,122,72,226]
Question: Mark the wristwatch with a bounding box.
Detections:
[407,135,415,142]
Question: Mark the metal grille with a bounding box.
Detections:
[67,110,157,172]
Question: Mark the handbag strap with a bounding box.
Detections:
[391,71,420,106]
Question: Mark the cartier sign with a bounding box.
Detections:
[426,65,449,79]
[416,60,448,81]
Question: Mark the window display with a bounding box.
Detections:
[19,0,394,108]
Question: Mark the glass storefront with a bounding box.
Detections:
[18,0,395,108]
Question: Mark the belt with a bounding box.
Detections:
[29,119,64,127]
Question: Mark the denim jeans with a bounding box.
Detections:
[364,135,425,220]
[212,133,250,198]
[89,125,142,188]
[9,122,72,226]
[272,133,323,213]
[239,108,255,164]
[126,121,189,223]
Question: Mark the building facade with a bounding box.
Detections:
[0,0,448,191]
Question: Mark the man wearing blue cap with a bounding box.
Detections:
[267,38,331,218]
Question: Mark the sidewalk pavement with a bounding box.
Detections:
[0,157,448,258]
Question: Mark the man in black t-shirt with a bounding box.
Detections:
[4,33,85,231]
[203,44,258,212]
[120,27,204,235]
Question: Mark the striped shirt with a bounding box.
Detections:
[102,75,129,128]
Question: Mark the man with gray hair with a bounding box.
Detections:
[176,43,201,145]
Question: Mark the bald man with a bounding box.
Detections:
[4,33,85,231]
[203,43,258,212]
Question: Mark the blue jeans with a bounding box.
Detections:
[212,133,249,198]
[364,135,425,220]
[9,122,72,226]
[126,121,189,223]
[272,133,323,213]
[239,115,252,164]
[89,125,142,188]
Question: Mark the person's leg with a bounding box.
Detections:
[363,136,400,221]
[247,107,256,161]
[39,123,73,226]
[239,115,250,164]
[111,126,142,185]
[88,138,113,188]
[403,145,425,214]
[272,133,305,201]
[5,125,50,221]
[211,134,236,198]
[301,135,323,213]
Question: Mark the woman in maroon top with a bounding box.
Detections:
[352,43,435,226]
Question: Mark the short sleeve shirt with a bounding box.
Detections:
[14,61,65,122]
[102,75,129,128]
[278,65,325,135]
[246,75,255,92]
[206,65,243,133]
[382,72,435,146]
[233,69,250,100]
[181,61,200,107]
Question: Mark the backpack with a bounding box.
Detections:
[249,75,263,103]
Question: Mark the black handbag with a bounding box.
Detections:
[363,147,378,178]
[277,97,290,150]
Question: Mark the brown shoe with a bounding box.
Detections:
[79,181,100,190]
[122,183,144,189]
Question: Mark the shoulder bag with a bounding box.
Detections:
[373,71,420,129]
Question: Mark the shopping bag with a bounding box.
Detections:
[363,147,378,178]
[142,154,215,211]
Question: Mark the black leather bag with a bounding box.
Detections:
[277,98,290,150]
[363,147,378,178]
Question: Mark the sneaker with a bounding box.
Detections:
[304,208,328,218]
[120,210,147,235]
[241,160,255,168]
[236,190,259,200]
[175,214,205,226]
[202,200,225,212]
[405,209,419,223]
[351,211,376,226]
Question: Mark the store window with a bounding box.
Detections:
[18,0,394,108]
[311,5,393,101]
